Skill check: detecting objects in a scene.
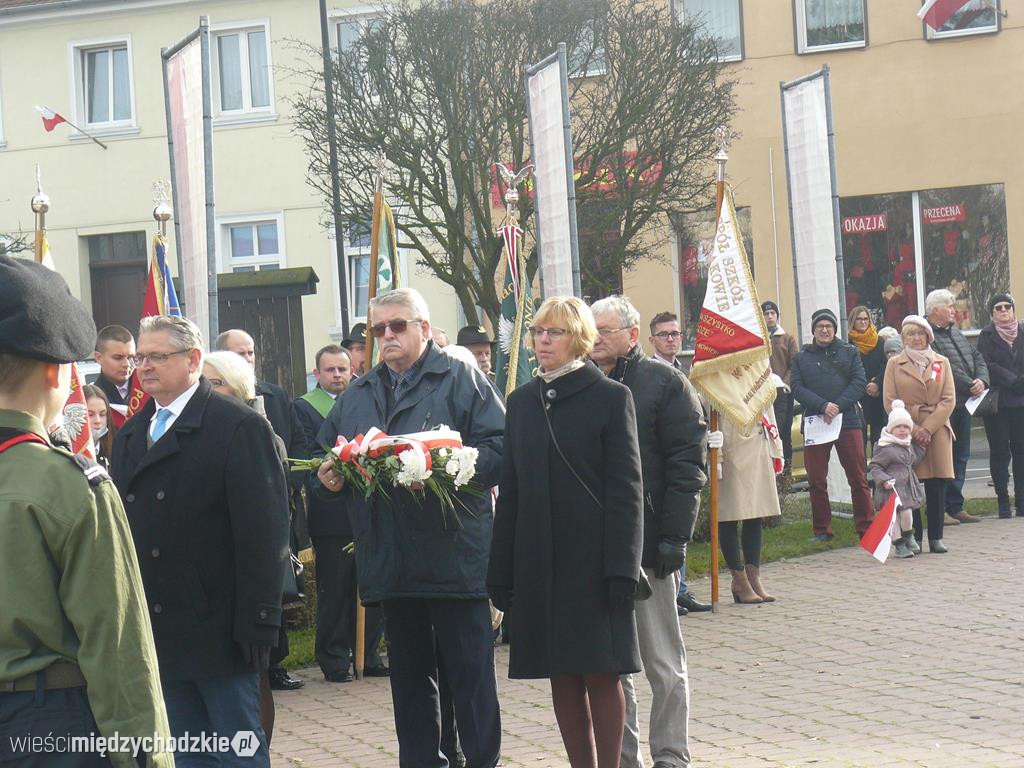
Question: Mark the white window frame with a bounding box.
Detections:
[568,17,607,79]
[210,19,276,126]
[344,220,373,322]
[924,0,1000,40]
[331,5,387,101]
[674,0,744,63]
[68,35,138,138]
[794,0,867,54]
[217,212,286,272]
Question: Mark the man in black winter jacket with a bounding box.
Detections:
[790,308,874,538]
[925,289,989,523]
[591,295,707,768]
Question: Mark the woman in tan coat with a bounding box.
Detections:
[712,408,784,603]
[883,315,956,553]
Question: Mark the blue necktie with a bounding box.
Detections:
[151,408,172,442]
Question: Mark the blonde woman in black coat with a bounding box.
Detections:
[488,296,644,768]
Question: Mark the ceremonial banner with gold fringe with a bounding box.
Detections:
[366,186,401,367]
[494,223,536,397]
[688,188,775,430]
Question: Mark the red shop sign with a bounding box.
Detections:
[841,213,888,234]
[922,203,966,225]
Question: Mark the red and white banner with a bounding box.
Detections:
[918,0,973,30]
[842,213,888,234]
[34,105,67,132]
[165,36,209,339]
[922,203,966,225]
[688,189,775,430]
[860,490,901,562]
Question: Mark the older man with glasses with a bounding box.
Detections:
[315,288,506,768]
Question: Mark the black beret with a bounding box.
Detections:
[988,293,1014,315]
[457,325,491,346]
[341,322,367,348]
[0,255,96,363]
[761,300,780,317]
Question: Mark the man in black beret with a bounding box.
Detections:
[0,255,175,767]
[457,324,494,378]
[341,322,368,377]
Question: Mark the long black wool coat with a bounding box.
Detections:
[489,361,643,679]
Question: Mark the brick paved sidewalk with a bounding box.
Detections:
[269,518,1024,768]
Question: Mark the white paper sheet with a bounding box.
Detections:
[964,389,990,415]
[804,413,842,446]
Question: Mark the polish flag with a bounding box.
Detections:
[35,105,67,132]
[860,491,902,563]
[917,0,973,30]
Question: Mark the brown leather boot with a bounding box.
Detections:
[745,564,776,602]
[730,569,763,604]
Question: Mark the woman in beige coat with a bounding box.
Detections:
[883,315,956,553]
[712,408,784,603]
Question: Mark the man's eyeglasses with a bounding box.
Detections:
[370,319,423,337]
[652,331,682,340]
[528,326,568,339]
[596,327,628,338]
[130,350,191,366]
[993,303,1014,312]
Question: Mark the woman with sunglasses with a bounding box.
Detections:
[488,296,644,768]
[976,294,1024,518]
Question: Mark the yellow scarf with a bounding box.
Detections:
[848,324,878,356]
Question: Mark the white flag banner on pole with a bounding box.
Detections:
[781,72,840,344]
[528,57,574,298]
[165,37,208,338]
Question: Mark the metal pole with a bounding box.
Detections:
[525,70,545,299]
[821,66,847,338]
[320,0,351,339]
[161,47,188,317]
[708,140,728,615]
[31,166,49,264]
[557,43,582,299]
[779,81,804,344]
[199,16,219,341]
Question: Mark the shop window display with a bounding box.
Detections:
[673,206,754,349]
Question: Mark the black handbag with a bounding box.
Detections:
[282,553,306,607]
[972,387,999,417]
[539,380,653,601]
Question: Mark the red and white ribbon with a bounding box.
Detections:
[333,427,465,478]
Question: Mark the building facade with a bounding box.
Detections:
[626,0,1018,351]
[0,0,462,374]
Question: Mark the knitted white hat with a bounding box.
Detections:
[888,399,914,431]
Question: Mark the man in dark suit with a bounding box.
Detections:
[294,344,387,682]
[215,328,308,690]
[111,314,288,767]
[93,324,135,426]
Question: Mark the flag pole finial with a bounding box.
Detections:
[31,165,50,215]
[495,162,533,227]
[714,125,731,183]
[152,179,173,237]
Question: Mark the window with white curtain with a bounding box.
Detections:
[71,38,135,129]
[676,0,743,62]
[346,221,372,319]
[214,24,272,116]
[795,0,866,53]
[925,0,999,40]
[220,214,284,272]
[335,12,386,98]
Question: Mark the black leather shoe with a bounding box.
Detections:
[676,604,689,617]
[363,665,390,677]
[268,668,304,690]
[324,669,354,683]
[677,592,712,613]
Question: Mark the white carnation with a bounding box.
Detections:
[396,449,432,486]
[451,446,478,488]
[445,460,460,477]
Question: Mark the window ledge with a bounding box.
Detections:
[213,112,278,129]
[798,40,866,54]
[926,27,998,41]
[70,124,140,141]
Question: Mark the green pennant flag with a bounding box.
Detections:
[368,189,400,367]
[494,224,537,397]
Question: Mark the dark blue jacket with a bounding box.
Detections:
[315,343,505,602]
[790,339,867,431]
[976,322,1024,409]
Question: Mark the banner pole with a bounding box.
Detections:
[31,166,48,264]
[709,143,728,614]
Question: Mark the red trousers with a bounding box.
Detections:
[804,428,875,536]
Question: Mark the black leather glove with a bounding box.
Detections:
[654,536,688,579]
[238,643,272,671]
[607,577,637,609]
[488,586,513,613]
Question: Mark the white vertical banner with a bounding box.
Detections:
[527,55,575,298]
[781,71,841,344]
[165,37,209,341]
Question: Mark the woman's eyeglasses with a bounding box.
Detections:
[993,303,1014,312]
[370,319,423,337]
[207,378,225,387]
[528,326,568,339]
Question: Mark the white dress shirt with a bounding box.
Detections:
[149,379,201,441]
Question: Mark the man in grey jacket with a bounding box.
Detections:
[925,289,989,523]
[316,288,505,768]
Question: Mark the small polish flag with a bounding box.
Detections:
[35,105,67,132]
[860,490,902,563]
[917,0,973,31]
